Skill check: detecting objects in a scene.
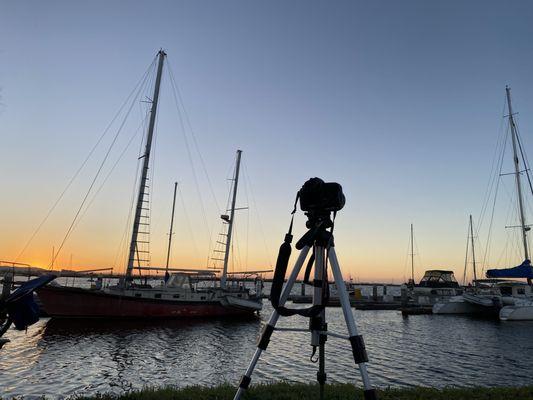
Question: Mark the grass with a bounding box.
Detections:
[76,382,533,400]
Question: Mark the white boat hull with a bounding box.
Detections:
[500,304,533,321]
[432,296,481,314]
[462,293,502,308]
[221,295,263,312]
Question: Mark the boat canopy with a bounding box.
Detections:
[166,273,191,288]
[418,270,459,288]
[486,259,533,279]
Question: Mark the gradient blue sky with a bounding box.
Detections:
[2,1,533,281]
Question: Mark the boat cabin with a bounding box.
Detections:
[499,281,531,297]
[418,270,460,288]
[408,270,463,306]
[165,272,194,289]
[473,279,532,297]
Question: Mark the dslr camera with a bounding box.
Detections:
[298,177,345,219]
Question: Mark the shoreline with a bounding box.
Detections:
[73,383,533,400]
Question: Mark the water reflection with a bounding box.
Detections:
[2,306,533,399]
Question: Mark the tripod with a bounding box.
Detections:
[233,224,377,400]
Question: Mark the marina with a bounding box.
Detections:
[3,2,533,399]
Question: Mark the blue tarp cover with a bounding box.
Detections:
[6,274,56,303]
[486,259,533,279]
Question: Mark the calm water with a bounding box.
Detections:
[2,304,533,399]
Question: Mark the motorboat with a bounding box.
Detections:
[408,270,463,306]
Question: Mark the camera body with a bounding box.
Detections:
[299,177,345,214]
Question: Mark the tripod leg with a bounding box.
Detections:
[328,247,378,400]
[311,246,327,400]
[233,246,311,400]
[318,337,326,400]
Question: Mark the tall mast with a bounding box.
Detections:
[469,215,477,283]
[165,182,178,276]
[220,150,242,289]
[506,86,530,261]
[410,224,414,283]
[125,50,166,283]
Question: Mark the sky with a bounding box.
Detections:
[2,1,533,282]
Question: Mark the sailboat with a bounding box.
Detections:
[434,88,533,317]
[433,215,501,314]
[36,51,263,318]
[486,87,533,321]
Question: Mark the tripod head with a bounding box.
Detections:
[304,210,334,230]
[296,214,334,250]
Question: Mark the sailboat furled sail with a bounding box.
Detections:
[486,260,533,279]
[36,50,263,318]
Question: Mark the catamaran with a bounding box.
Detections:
[36,51,263,318]
[434,87,533,317]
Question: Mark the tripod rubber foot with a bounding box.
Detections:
[239,375,251,389]
[363,388,378,400]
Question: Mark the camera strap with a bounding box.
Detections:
[270,195,327,318]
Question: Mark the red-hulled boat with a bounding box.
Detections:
[37,273,262,318]
[36,51,264,318]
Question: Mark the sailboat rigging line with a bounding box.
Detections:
[481,123,509,272]
[14,57,156,264]
[490,180,519,268]
[136,243,147,277]
[402,231,411,283]
[515,125,533,197]
[48,59,157,269]
[71,115,149,235]
[477,97,508,238]
[463,220,470,286]
[165,182,178,271]
[243,168,250,270]
[242,163,273,267]
[113,112,150,272]
[500,180,522,264]
[235,219,246,273]
[176,181,201,262]
[166,61,213,261]
[413,229,422,275]
[166,60,221,213]
[470,215,478,282]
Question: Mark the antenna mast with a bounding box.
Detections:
[506,86,530,261]
[220,150,242,289]
[125,50,166,283]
